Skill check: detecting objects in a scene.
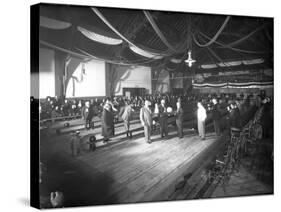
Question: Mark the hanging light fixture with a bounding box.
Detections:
[184,50,196,67]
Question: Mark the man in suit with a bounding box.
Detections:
[229,102,242,129]
[81,101,94,130]
[175,101,184,138]
[158,99,168,138]
[119,100,135,138]
[212,98,221,136]
[101,102,115,142]
[140,100,152,144]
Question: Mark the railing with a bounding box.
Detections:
[204,105,264,190]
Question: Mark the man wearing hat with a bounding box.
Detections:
[229,102,241,129]
[101,101,115,142]
[211,98,221,136]
[175,101,184,138]
[82,101,94,130]
[140,100,152,144]
[119,100,135,138]
[158,99,169,138]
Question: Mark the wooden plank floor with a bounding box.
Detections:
[73,132,217,204]
[40,124,218,206]
[210,166,273,198]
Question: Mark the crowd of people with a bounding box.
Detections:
[35,90,273,208]
[34,90,272,144]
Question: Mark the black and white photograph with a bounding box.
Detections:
[30,2,274,209]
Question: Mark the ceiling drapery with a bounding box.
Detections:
[39,4,273,69]
[40,16,71,29]
[198,31,268,54]
[91,7,166,59]
[77,26,123,45]
[143,10,182,53]
[193,16,231,47]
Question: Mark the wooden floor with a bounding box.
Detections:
[77,132,217,204]
[40,128,273,208]
[40,124,218,206]
[39,106,273,207]
[211,166,273,198]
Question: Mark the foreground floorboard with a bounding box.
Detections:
[40,128,218,207]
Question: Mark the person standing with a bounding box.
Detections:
[119,100,135,138]
[229,103,242,129]
[175,101,184,138]
[70,131,82,157]
[158,99,168,138]
[81,101,94,130]
[101,103,115,142]
[197,101,207,140]
[140,100,153,144]
[211,98,221,136]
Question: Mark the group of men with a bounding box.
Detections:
[80,97,223,144]
[79,94,248,145]
[140,99,184,144]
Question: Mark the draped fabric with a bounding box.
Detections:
[198,31,268,54]
[71,63,86,96]
[40,16,71,29]
[129,45,164,59]
[143,10,181,53]
[219,23,269,48]
[91,7,166,59]
[170,58,182,64]
[193,16,231,47]
[76,47,156,66]
[193,81,273,88]
[200,58,264,69]
[40,40,88,59]
[77,26,123,45]
[39,5,272,68]
[201,64,217,69]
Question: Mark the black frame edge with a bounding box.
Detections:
[30,3,40,209]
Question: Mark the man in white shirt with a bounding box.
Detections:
[197,101,207,140]
[140,100,152,144]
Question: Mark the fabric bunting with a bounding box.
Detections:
[129,45,163,59]
[193,81,273,88]
[198,31,268,54]
[40,40,89,59]
[143,10,182,53]
[170,58,182,64]
[218,23,269,48]
[193,16,231,47]
[77,26,123,45]
[40,16,71,30]
[201,58,264,69]
[76,47,156,66]
[91,7,166,59]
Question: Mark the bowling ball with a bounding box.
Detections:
[89,135,96,142]
[167,107,173,113]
